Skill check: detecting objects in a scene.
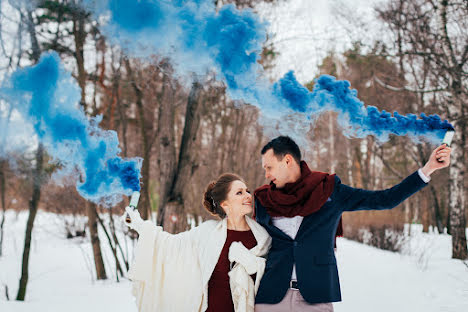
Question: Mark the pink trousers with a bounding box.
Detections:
[254,289,334,312]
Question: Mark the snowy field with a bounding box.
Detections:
[1,210,467,312]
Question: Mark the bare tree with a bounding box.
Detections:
[15,4,47,300]
[376,0,467,259]
[0,160,6,256]
[158,81,203,233]
[124,59,160,221]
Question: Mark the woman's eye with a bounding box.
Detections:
[237,191,242,195]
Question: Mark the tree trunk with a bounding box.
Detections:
[86,202,107,279]
[162,81,203,233]
[0,160,6,256]
[16,143,43,301]
[72,9,110,275]
[72,6,87,111]
[16,8,43,301]
[124,59,152,220]
[429,184,444,234]
[421,191,429,233]
[95,209,124,280]
[448,135,467,259]
[436,0,467,259]
[162,201,188,234]
[328,112,335,173]
[157,72,177,227]
[115,57,128,157]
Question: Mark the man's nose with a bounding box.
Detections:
[265,172,270,180]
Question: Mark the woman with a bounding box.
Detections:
[124,173,271,312]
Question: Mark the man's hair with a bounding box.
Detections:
[261,136,301,164]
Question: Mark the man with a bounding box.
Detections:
[253,136,451,312]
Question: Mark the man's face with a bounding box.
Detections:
[261,149,292,188]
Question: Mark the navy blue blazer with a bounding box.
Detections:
[255,171,427,304]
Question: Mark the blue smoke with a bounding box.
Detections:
[84,0,452,143]
[1,0,451,208]
[1,52,141,206]
[274,73,453,142]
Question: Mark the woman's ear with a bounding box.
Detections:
[220,201,228,213]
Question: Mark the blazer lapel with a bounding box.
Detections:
[245,216,272,256]
[257,202,293,241]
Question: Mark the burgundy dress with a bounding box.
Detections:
[206,229,257,312]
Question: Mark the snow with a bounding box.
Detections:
[334,227,468,312]
[1,210,467,311]
[0,210,137,312]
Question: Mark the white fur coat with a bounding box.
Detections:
[128,216,271,312]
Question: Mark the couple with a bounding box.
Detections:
[124,136,451,312]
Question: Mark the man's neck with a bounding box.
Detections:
[288,163,302,184]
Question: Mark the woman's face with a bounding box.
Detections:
[220,180,252,217]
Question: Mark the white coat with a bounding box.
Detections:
[128,216,272,312]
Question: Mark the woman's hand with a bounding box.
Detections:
[122,206,144,232]
[229,241,258,274]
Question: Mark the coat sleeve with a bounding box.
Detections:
[334,171,428,213]
[128,221,206,312]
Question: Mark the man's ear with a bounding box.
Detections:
[285,154,293,165]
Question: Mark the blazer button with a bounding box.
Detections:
[293,241,298,246]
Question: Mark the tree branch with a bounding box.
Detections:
[373,75,447,93]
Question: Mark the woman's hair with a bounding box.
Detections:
[203,173,244,219]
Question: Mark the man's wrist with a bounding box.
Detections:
[419,167,433,181]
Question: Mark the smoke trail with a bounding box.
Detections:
[274,73,454,142]
[84,0,452,143]
[0,52,141,206]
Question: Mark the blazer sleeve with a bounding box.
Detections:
[333,171,428,213]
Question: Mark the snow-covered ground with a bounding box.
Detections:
[1,210,467,312]
[0,210,137,312]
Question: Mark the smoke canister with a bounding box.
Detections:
[442,130,454,147]
[437,130,454,163]
[125,191,141,223]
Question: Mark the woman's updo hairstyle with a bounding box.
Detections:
[203,173,244,219]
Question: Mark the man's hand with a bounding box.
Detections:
[421,145,452,177]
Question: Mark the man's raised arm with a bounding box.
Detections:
[334,145,452,213]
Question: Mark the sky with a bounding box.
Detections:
[256,0,385,83]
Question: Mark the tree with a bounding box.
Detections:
[0,160,5,256]
[16,4,45,300]
[31,0,109,278]
[376,0,467,259]
[158,81,203,233]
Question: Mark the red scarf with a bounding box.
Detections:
[254,161,343,239]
